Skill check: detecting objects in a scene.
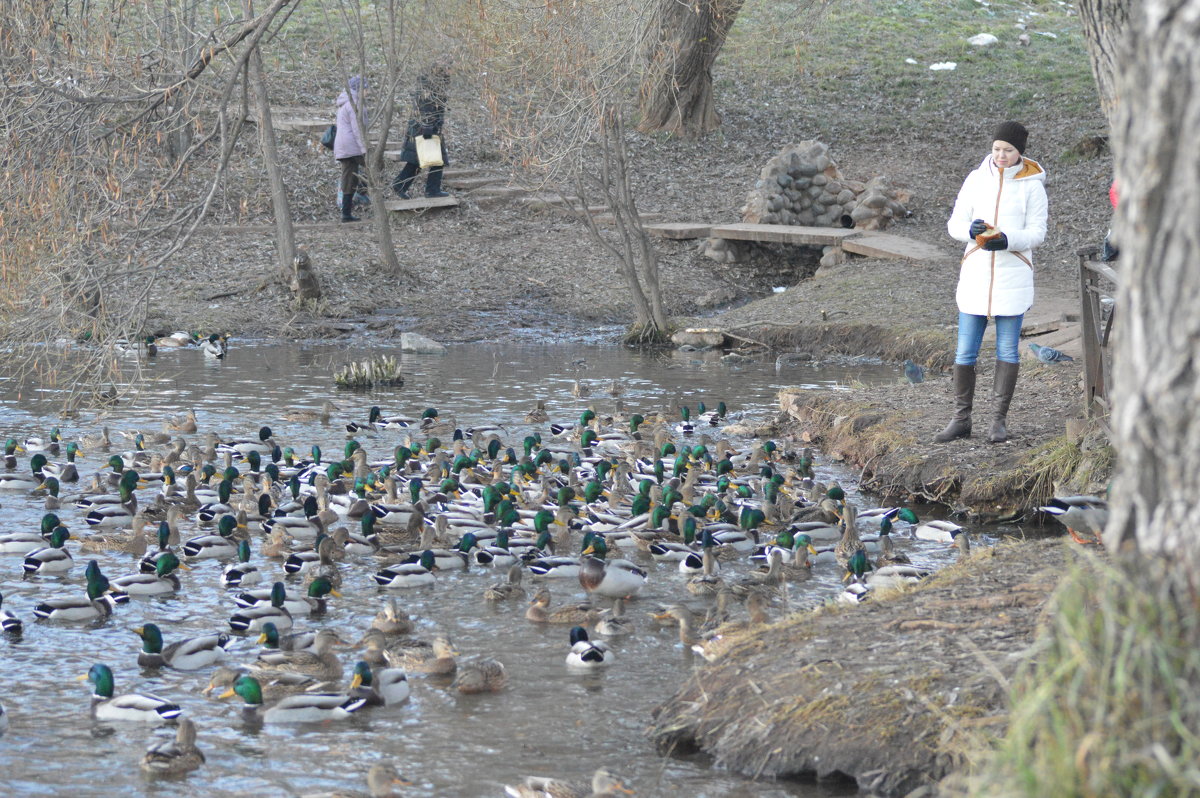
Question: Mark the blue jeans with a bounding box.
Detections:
[955,312,1023,365]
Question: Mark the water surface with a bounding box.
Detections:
[0,342,969,797]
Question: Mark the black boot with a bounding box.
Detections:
[988,361,1020,443]
[934,364,976,442]
[425,166,449,198]
[393,162,417,199]
[341,191,359,222]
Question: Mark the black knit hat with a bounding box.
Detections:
[992,121,1028,154]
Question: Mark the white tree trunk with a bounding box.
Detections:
[1106,0,1200,558]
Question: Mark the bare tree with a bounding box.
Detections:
[637,0,745,138]
[463,1,669,340]
[0,0,299,407]
[244,0,298,288]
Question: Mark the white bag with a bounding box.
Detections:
[415,134,443,168]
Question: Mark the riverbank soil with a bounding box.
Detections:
[648,539,1073,796]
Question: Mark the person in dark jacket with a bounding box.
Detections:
[392,64,451,199]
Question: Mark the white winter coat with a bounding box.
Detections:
[947,155,1048,317]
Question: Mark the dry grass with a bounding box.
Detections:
[963,553,1200,796]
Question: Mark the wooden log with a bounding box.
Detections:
[708,223,859,246]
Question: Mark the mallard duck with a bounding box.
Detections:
[250,628,344,681]
[43,441,82,484]
[525,400,551,425]
[182,513,241,559]
[221,539,263,588]
[33,561,129,621]
[141,718,204,776]
[22,525,74,574]
[81,663,182,722]
[914,519,964,543]
[83,476,139,528]
[833,504,864,569]
[525,588,600,625]
[504,768,632,798]
[578,536,646,599]
[865,563,931,590]
[594,597,632,636]
[565,625,611,669]
[1,591,24,634]
[258,622,319,653]
[373,550,438,588]
[484,563,527,602]
[299,763,412,798]
[282,400,340,425]
[729,548,785,599]
[228,581,293,632]
[383,634,457,675]
[685,546,725,597]
[136,519,178,572]
[451,657,508,694]
[222,675,366,723]
[136,623,232,670]
[366,597,414,637]
[0,511,62,554]
[36,476,62,511]
[200,333,227,359]
[0,453,47,492]
[236,576,339,618]
[1040,494,1108,544]
[154,330,197,349]
[204,666,333,701]
[111,551,187,595]
[348,661,411,706]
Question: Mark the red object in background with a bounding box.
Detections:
[1109,180,1119,208]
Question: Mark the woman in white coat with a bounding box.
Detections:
[936,121,1048,444]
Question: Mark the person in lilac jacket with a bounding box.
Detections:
[334,75,367,222]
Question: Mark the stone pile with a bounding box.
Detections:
[702,140,911,268]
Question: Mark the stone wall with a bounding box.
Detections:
[703,141,911,268]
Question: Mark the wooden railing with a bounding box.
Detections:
[1077,246,1119,420]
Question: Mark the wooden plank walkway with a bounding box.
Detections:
[707,223,860,246]
[383,196,460,212]
[643,223,712,240]
[841,231,949,261]
[645,220,948,262]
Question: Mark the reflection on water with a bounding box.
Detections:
[0,343,956,797]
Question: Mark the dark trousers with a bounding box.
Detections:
[393,162,443,197]
[339,155,365,196]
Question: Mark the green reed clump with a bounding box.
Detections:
[969,552,1200,796]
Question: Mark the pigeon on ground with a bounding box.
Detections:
[1029,342,1074,363]
[902,359,925,384]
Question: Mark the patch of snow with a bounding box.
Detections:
[929,62,957,71]
[968,33,999,46]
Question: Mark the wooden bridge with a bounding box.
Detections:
[642,222,949,262]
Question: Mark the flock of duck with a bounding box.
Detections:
[0,399,1002,796]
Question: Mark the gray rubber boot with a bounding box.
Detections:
[934,364,976,442]
[988,361,1020,443]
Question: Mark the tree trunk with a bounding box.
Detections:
[637,0,744,138]
[1105,0,1200,560]
[242,0,298,290]
[1077,0,1132,125]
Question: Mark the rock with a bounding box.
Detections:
[694,286,738,310]
[672,328,727,348]
[399,332,447,354]
[721,352,754,365]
